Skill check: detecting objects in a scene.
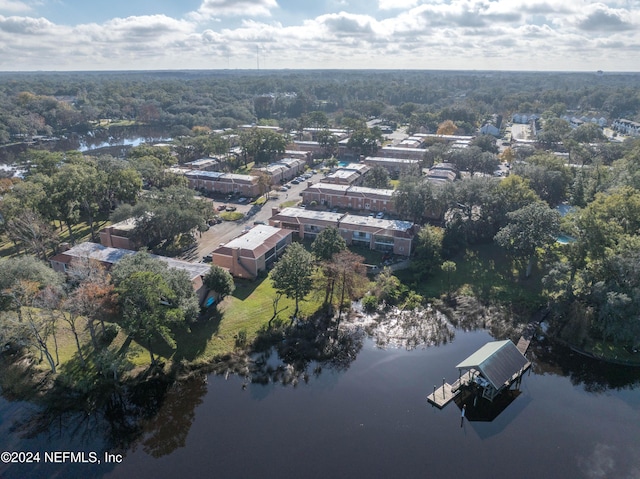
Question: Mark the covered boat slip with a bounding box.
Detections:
[427,340,531,408]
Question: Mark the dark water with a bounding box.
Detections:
[2,329,640,479]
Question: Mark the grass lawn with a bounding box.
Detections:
[279,200,300,209]
[37,273,325,372]
[397,243,546,311]
[0,217,111,259]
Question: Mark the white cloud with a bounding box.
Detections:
[0,0,639,71]
[576,3,634,31]
[0,0,31,13]
[192,0,278,20]
[378,0,420,10]
[0,15,55,34]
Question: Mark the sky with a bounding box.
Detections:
[0,0,638,71]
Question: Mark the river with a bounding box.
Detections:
[1,325,640,479]
[0,126,171,164]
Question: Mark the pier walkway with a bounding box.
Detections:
[427,370,476,408]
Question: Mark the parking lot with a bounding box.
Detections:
[192,170,322,262]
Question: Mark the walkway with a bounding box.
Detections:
[427,370,476,408]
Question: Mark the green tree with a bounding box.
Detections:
[441,260,457,296]
[363,165,391,189]
[311,227,347,261]
[271,242,315,319]
[317,129,338,158]
[347,127,382,157]
[112,186,212,253]
[511,153,571,206]
[412,225,444,280]
[392,175,437,223]
[239,128,287,165]
[494,202,561,277]
[116,271,182,366]
[111,251,199,322]
[203,265,235,301]
[0,257,64,372]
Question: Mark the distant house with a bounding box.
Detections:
[269,207,416,256]
[211,225,292,279]
[378,146,426,161]
[278,150,311,164]
[99,218,139,250]
[291,140,323,158]
[49,242,211,305]
[480,124,500,137]
[321,164,370,186]
[301,183,395,213]
[183,157,220,171]
[362,156,419,177]
[176,170,261,197]
[612,118,640,136]
[253,158,307,184]
[426,162,457,183]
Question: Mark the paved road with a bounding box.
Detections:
[188,171,323,262]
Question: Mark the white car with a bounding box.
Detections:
[376,212,384,219]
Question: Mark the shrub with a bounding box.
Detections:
[362,294,379,313]
[220,211,244,221]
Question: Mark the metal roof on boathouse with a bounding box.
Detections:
[456,340,529,391]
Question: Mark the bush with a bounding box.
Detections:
[362,294,379,313]
[220,211,244,221]
[235,329,248,349]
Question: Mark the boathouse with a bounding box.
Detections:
[456,340,529,402]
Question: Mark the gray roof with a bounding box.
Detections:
[58,243,209,281]
[456,340,528,391]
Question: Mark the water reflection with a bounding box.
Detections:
[3,315,640,479]
[0,126,170,163]
[353,305,456,350]
[249,317,365,388]
[529,338,640,393]
[137,375,207,458]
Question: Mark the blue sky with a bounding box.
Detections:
[0,0,638,71]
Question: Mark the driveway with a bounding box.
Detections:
[190,170,322,261]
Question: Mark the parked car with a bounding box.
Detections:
[225,206,237,212]
[376,212,384,219]
[291,179,300,184]
[253,220,266,225]
[238,197,247,203]
[279,187,288,192]
[369,212,374,217]
[217,204,227,211]
[202,254,212,263]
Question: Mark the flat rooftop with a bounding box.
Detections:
[223,225,288,251]
[277,207,343,222]
[341,215,413,232]
[365,156,419,164]
[59,242,209,281]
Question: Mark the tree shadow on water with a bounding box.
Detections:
[247,314,365,389]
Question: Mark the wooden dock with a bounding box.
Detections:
[517,307,548,354]
[427,370,475,408]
